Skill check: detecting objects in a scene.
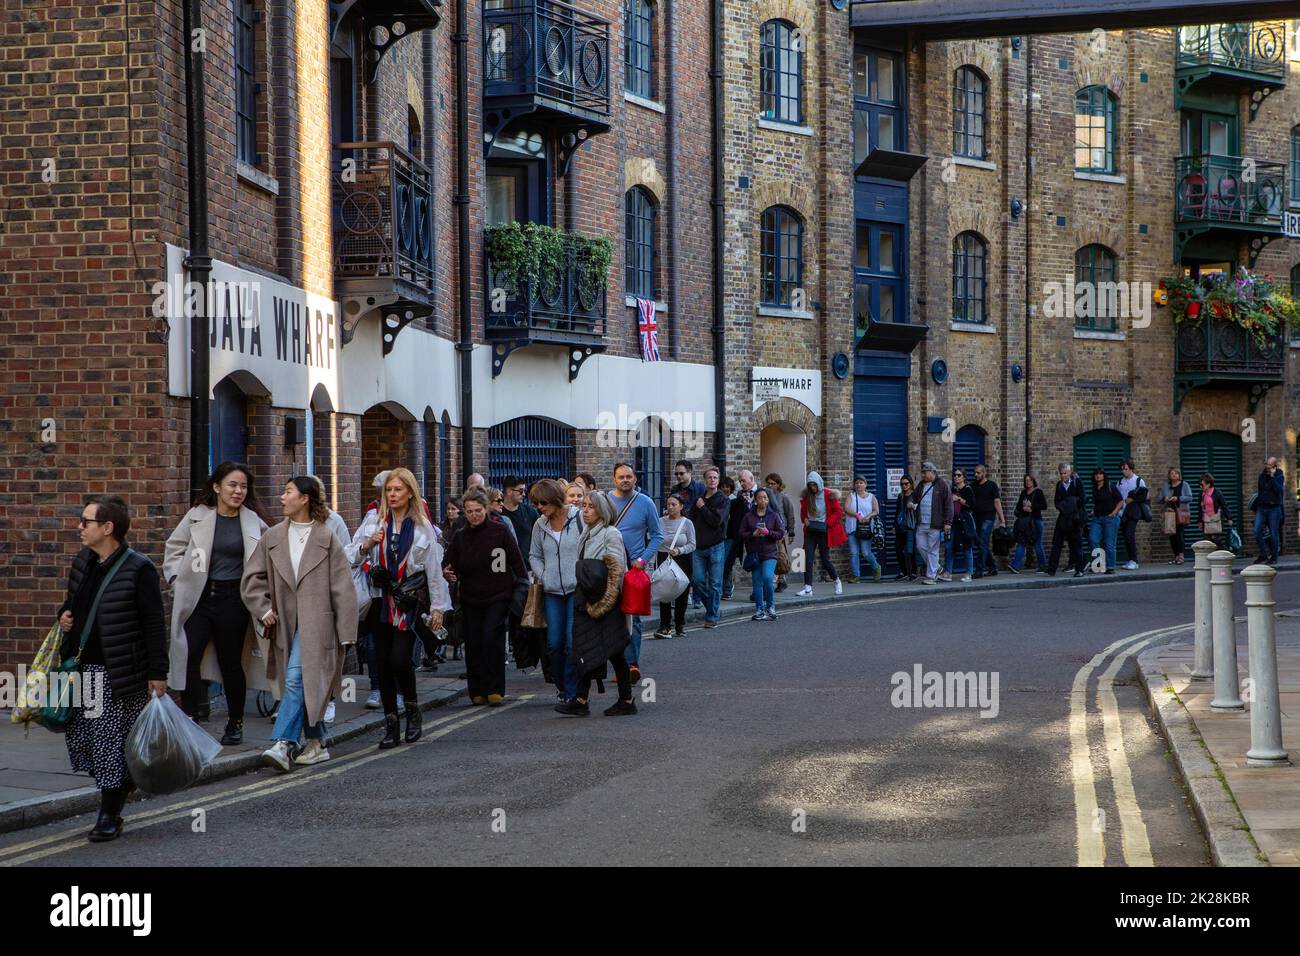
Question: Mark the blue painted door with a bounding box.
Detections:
[854,354,909,571]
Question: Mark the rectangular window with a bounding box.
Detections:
[878,114,895,152]
[625,0,653,99]
[1291,130,1300,206]
[855,222,871,270]
[235,0,259,166]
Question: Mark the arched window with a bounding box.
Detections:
[760,20,803,125]
[625,0,654,99]
[1074,245,1118,332]
[1290,124,1300,207]
[952,232,987,324]
[952,66,987,159]
[1075,86,1117,174]
[625,186,657,299]
[407,105,421,159]
[488,417,574,489]
[760,205,804,308]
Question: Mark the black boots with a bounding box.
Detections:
[220,718,243,746]
[379,713,402,750]
[88,786,127,843]
[404,702,423,743]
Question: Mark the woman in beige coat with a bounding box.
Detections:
[163,462,270,746]
[242,476,357,772]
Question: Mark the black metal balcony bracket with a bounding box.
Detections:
[330,0,442,84]
[555,127,594,178]
[1248,233,1280,270]
[491,339,527,377]
[1173,21,1287,120]
[567,344,600,381]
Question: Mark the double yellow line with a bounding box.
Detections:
[0,695,533,866]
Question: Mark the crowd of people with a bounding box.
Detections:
[51,452,1286,841]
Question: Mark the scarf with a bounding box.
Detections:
[379,511,416,630]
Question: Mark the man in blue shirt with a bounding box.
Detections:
[608,462,664,682]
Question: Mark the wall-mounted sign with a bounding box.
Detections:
[165,244,342,411]
[1284,210,1300,240]
[751,367,822,416]
[886,468,904,498]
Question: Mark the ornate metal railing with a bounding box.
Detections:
[485,242,606,339]
[331,142,434,290]
[1175,22,1287,79]
[1174,155,1286,228]
[1175,316,1284,377]
[482,0,610,116]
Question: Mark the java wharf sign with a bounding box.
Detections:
[165,244,342,410]
[751,366,822,416]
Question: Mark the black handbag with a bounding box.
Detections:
[391,570,430,612]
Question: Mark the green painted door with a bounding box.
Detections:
[1180,431,1242,557]
[1073,429,1133,561]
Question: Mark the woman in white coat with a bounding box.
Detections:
[347,467,451,749]
[163,462,270,746]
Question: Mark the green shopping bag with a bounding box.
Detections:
[12,549,134,734]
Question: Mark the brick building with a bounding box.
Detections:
[722,10,1300,570]
[0,0,718,673]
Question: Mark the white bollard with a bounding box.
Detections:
[1208,550,1244,712]
[1242,565,1288,767]
[1191,540,1216,680]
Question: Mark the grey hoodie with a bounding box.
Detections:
[529,505,583,596]
[805,471,827,525]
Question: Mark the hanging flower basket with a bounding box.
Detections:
[1160,268,1300,349]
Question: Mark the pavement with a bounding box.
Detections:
[1,550,1298,861]
[1138,616,1300,867]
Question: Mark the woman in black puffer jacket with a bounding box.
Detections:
[58,496,168,843]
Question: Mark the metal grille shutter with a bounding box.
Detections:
[488,417,574,490]
[1180,431,1242,558]
[1072,429,1133,561]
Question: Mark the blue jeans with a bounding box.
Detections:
[271,631,324,744]
[627,615,643,667]
[1254,505,1282,562]
[751,558,776,610]
[1011,518,1046,570]
[544,593,577,700]
[692,541,726,622]
[848,534,880,577]
[722,538,740,597]
[1089,514,1119,570]
[973,518,995,577]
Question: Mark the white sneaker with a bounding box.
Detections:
[834,579,843,595]
[295,739,330,766]
[960,575,972,582]
[1123,561,1138,571]
[937,573,952,582]
[323,701,336,724]
[365,689,381,710]
[261,740,294,773]
[797,585,813,596]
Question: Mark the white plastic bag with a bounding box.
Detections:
[650,522,691,606]
[125,693,223,795]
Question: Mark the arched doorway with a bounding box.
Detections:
[1073,428,1132,561]
[760,422,808,555]
[210,376,249,471]
[1180,430,1243,558]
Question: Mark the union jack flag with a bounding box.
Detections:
[636,297,660,362]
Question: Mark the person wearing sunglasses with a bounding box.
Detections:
[59,496,167,842]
